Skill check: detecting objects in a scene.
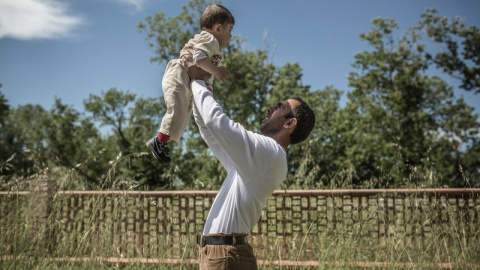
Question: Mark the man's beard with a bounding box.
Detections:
[260,120,281,136]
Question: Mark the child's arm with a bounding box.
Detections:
[196,58,229,82]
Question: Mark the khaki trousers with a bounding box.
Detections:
[199,233,258,270]
[159,58,192,142]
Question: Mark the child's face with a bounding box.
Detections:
[215,23,234,47]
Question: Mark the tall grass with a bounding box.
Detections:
[1,187,479,269]
[0,189,199,270]
[253,192,479,269]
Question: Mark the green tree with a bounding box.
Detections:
[339,14,479,188]
[4,2,476,191]
[84,88,136,152]
[0,103,48,183]
[0,87,10,156]
[40,99,102,187]
[280,85,346,189]
[138,0,208,64]
[0,87,13,176]
[139,1,479,189]
[0,98,106,190]
[138,0,331,189]
[83,88,176,189]
[0,86,8,126]
[417,9,480,93]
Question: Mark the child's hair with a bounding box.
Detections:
[200,4,235,30]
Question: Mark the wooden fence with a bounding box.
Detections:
[1,180,480,265]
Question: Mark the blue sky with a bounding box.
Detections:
[1,0,479,119]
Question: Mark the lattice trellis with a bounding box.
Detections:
[1,187,479,262]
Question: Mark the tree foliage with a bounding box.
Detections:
[332,12,480,187]
[1,2,479,191]
[418,9,480,93]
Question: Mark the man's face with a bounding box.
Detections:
[260,99,299,136]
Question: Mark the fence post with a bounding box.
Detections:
[28,179,58,253]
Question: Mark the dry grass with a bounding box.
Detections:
[1,187,479,269]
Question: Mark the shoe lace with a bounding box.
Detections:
[157,140,169,155]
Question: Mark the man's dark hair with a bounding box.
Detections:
[289,97,315,144]
[200,4,235,30]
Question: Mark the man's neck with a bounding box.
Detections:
[269,134,289,150]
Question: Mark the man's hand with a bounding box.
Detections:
[187,64,211,82]
[182,52,211,82]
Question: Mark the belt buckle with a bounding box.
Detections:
[197,235,206,247]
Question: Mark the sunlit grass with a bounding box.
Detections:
[1,187,479,269]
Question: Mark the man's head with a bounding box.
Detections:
[260,97,315,147]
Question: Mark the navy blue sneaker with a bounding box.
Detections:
[146,136,171,164]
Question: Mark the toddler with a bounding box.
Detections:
[146,4,235,164]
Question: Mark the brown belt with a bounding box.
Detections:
[196,235,248,247]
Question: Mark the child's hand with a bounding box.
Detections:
[215,67,230,82]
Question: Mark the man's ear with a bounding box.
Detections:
[284,118,297,129]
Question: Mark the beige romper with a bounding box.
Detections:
[159,31,222,142]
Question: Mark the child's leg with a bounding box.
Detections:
[160,59,193,142]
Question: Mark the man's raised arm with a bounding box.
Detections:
[191,80,272,176]
[191,84,232,171]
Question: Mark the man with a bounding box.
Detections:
[191,79,315,269]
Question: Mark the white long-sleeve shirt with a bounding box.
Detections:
[191,80,288,235]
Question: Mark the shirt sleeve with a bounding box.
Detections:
[193,49,208,65]
[193,42,218,86]
[193,31,221,59]
[192,100,233,171]
[191,80,279,179]
[193,49,214,88]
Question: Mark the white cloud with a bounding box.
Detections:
[0,0,83,40]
